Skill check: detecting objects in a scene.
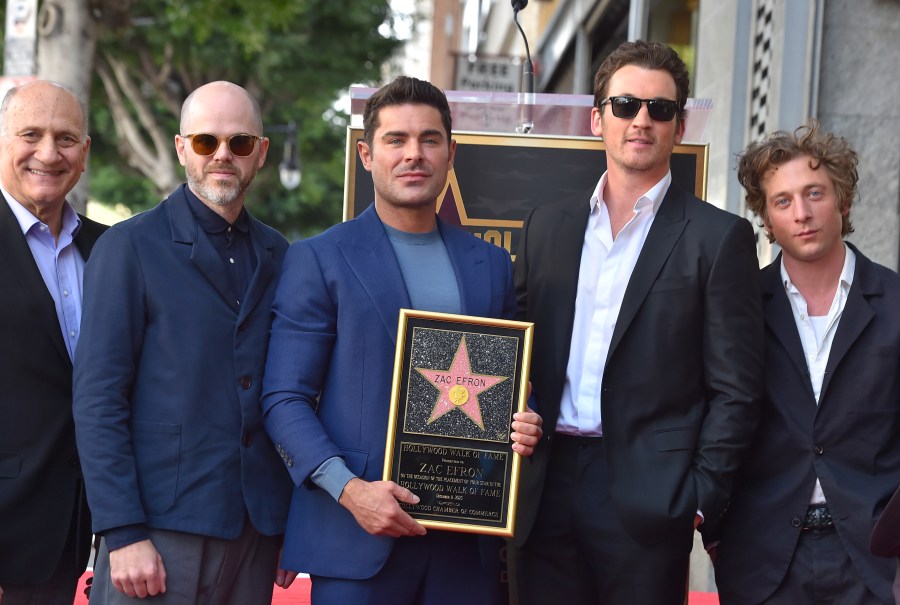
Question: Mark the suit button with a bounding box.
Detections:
[240,376,252,389]
[241,432,251,447]
[791,517,802,528]
[813,444,824,455]
[238,321,248,332]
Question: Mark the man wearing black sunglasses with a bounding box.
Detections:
[510,40,764,604]
[74,81,294,604]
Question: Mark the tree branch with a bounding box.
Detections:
[96,52,180,194]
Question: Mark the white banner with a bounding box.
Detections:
[4,0,38,76]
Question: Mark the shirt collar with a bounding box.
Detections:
[589,170,672,216]
[781,242,856,293]
[1,185,82,238]
[184,186,249,234]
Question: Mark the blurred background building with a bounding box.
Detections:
[387,0,900,272]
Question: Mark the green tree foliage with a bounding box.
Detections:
[4,0,402,238]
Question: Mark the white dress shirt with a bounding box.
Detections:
[781,243,855,504]
[556,171,672,436]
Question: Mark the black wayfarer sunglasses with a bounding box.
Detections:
[598,96,680,122]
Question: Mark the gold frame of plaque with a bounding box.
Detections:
[384,309,534,537]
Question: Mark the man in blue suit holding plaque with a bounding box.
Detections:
[261,76,542,604]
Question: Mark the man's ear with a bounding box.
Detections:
[590,107,604,138]
[675,114,686,145]
[358,140,373,172]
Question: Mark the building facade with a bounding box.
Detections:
[391,0,900,269]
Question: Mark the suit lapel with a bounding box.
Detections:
[761,259,814,396]
[820,247,877,399]
[237,217,277,323]
[607,185,688,362]
[439,218,481,315]
[546,195,591,370]
[167,188,234,308]
[338,205,411,345]
[73,214,106,261]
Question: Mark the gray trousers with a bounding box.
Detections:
[90,521,280,605]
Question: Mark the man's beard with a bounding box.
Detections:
[187,163,254,207]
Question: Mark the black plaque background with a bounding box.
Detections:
[385,312,532,535]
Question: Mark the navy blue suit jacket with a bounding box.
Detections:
[715,245,900,604]
[74,185,291,540]
[261,204,515,579]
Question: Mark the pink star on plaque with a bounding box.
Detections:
[416,336,508,430]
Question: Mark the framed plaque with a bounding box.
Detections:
[383,309,534,537]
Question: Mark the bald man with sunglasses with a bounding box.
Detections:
[509,41,764,604]
[73,81,294,604]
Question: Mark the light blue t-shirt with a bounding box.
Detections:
[383,223,461,314]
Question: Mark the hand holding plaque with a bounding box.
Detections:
[383,309,533,537]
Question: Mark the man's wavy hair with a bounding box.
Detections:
[592,40,690,125]
[737,119,858,243]
[362,76,452,148]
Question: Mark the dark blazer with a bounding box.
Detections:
[261,204,515,579]
[872,485,900,605]
[872,485,900,559]
[715,245,900,605]
[513,182,764,547]
[0,196,105,584]
[73,185,291,540]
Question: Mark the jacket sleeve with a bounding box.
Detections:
[73,227,149,534]
[694,217,764,534]
[260,241,343,488]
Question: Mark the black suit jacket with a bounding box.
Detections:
[715,245,900,604]
[513,182,764,547]
[0,196,106,584]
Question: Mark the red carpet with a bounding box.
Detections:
[74,572,718,604]
[74,573,310,604]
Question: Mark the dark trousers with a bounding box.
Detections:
[510,436,693,605]
[311,531,502,605]
[90,520,280,605]
[742,527,887,605]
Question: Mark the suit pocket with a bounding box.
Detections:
[132,421,181,515]
[653,427,697,452]
[0,453,21,478]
